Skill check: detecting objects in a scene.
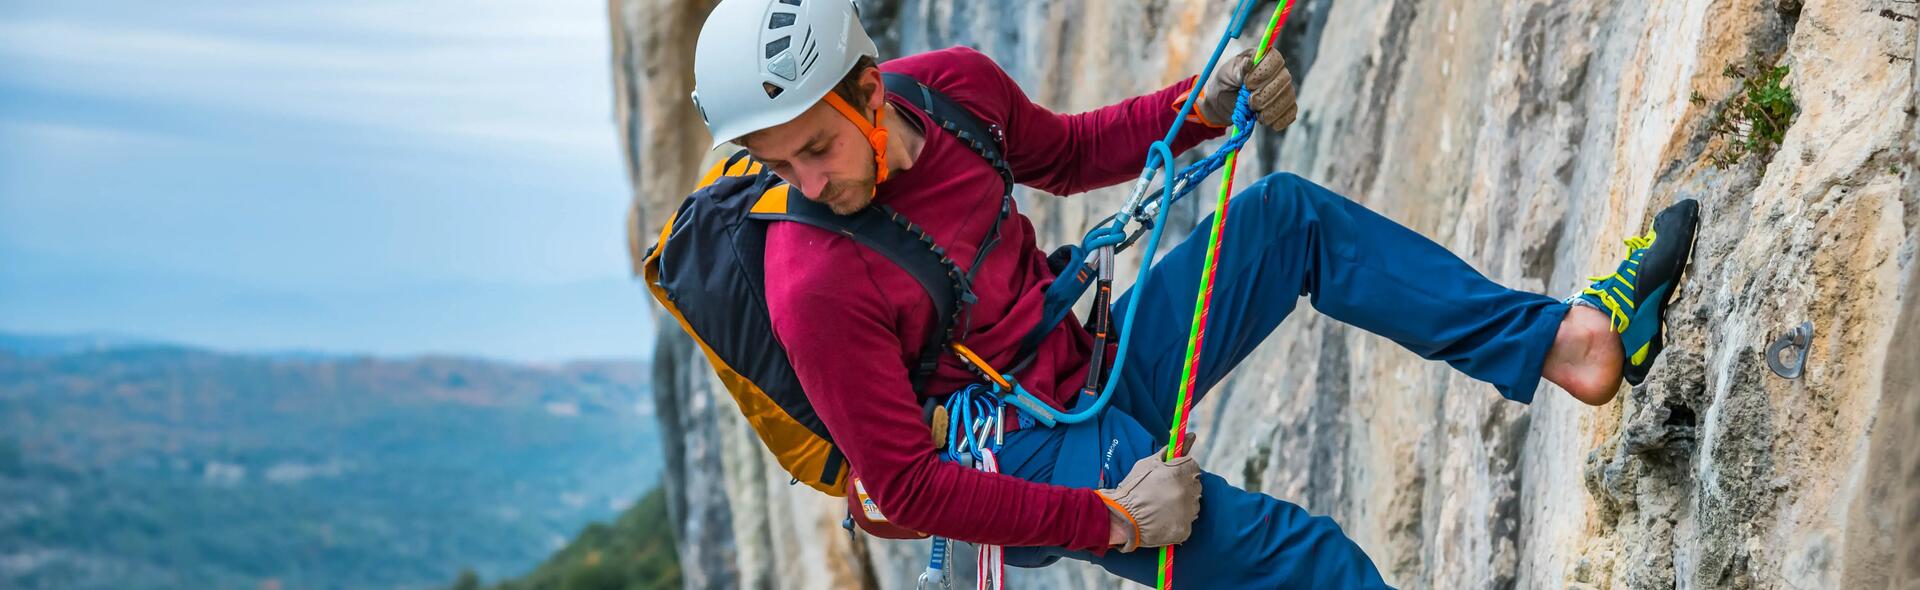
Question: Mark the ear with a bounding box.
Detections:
[860,66,886,114]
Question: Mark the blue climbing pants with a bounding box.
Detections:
[996,173,1569,588]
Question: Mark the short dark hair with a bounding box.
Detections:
[831,55,880,111]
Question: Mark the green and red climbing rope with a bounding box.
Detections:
[1158,2,1295,588]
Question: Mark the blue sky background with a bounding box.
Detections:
[0,0,655,362]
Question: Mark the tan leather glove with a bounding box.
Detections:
[1196,47,1298,132]
[1095,442,1203,552]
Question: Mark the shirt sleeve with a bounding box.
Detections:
[890,46,1226,196]
[764,228,1113,551]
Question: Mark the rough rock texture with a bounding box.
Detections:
[612,0,1920,587]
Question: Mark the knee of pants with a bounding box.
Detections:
[1256,171,1310,189]
[1247,171,1372,249]
[1251,171,1315,198]
[1247,172,1320,230]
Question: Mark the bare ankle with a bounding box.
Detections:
[1544,306,1624,405]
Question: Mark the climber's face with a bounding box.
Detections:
[740,95,881,216]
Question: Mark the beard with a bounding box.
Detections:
[821,178,875,215]
[819,157,879,215]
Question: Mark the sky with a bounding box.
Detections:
[0,0,656,362]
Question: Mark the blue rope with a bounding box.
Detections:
[922,2,1272,580]
[1165,91,1259,208]
[997,0,1267,426]
[1150,0,1263,181]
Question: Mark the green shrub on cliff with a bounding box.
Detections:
[453,487,680,590]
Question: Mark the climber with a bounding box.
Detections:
[675,0,1700,587]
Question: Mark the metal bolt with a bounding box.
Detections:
[1766,321,1814,379]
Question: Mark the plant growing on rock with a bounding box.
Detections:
[1708,64,1799,167]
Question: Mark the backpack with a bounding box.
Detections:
[642,73,1014,497]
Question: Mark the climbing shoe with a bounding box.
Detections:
[1578,199,1701,385]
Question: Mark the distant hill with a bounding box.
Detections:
[0,332,161,357]
[0,334,661,590]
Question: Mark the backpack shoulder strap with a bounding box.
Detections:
[750,188,961,394]
[881,73,1013,186]
[744,75,1022,393]
[880,72,1021,373]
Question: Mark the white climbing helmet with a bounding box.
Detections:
[691,0,880,150]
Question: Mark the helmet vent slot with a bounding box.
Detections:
[799,30,819,75]
[778,0,801,5]
[800,44,820,76]
[762,82,785,99]
[768,12,795,29]
[764,36,791,59]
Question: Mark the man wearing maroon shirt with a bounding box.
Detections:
[683,1,1699,587]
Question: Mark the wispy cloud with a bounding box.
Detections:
[0,0,644,360]
[0,119,182,153]
[0,1,616,158]
[207,2,605,44]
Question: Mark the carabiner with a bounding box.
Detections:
[916,569,952,590]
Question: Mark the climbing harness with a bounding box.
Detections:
[914,0,1298,586]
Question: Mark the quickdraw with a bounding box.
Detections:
[918,536,951,589]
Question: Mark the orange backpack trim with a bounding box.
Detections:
[643,156,850,496]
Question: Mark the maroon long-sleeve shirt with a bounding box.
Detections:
[763,46,1222,551]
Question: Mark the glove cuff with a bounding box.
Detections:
[1170,77,1230,130]
[1095,491,1142,552]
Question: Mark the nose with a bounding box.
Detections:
[787,166,830,199]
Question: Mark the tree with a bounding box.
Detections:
[449,568,481,590]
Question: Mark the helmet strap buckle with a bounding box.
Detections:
[823,91,892,186]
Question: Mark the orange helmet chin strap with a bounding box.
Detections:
[822,91,891,185]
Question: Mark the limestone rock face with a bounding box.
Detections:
[611,0,1920,587]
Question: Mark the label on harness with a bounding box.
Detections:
[854,477,889,522]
